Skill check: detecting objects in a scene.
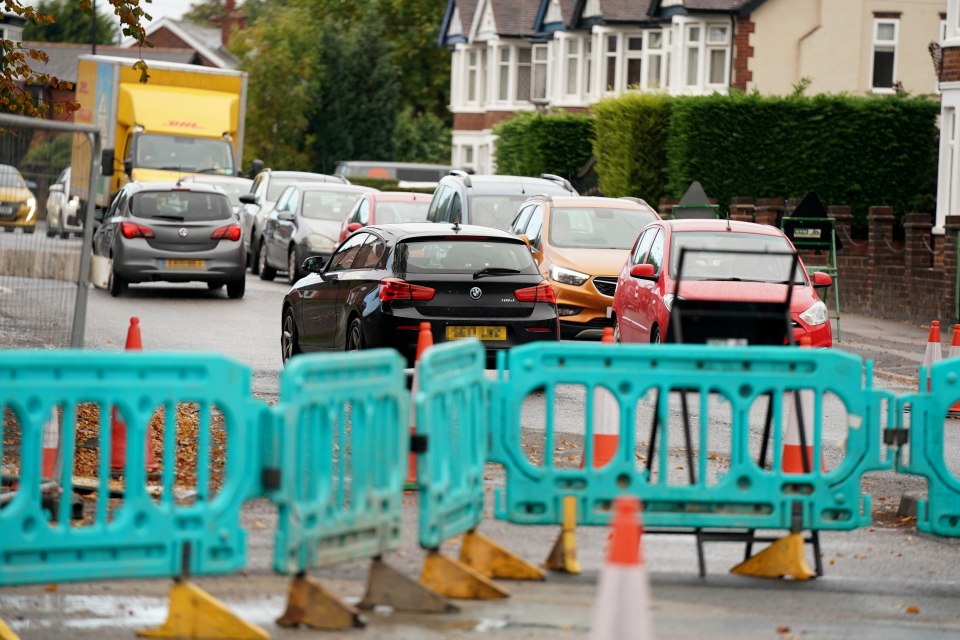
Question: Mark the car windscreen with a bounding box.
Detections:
[549,207,658,249]
[376,201,430,224]
[469,195,533,230]
[301,191,362,221]
[395,238,539,274]
[0,168,26,189]
[131,191,233,221]
[670,231,805,284]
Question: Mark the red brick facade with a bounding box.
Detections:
[146,28,219,67]
[943,47,960,83]
[732,17,755,91]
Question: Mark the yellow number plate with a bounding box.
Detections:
[446,325,507,341]
[164,259,205,269]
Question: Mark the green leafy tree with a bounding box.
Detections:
[181,0,222,27]
[23,0,120,44]
[392,106,451,163]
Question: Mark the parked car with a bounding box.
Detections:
[281,223,560,366]
[45,167,83,238]
[333,161,452,189]
[339,191,432,243]
[239,169,348,274]
[0,164,37,234]
[611,219,833,347]
[92,181,246,298]
[510,195,660,340]
[259,182,378,283]
[426,171,577,230]
[179,174,253,216]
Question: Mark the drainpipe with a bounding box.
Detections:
[796,0,824,83]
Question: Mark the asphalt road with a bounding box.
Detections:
[2,271,960,639]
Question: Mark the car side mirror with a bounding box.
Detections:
[630,263,656,279]
[100,149,115,176]
[239,193,257,205]
[302,256,325,273]
[94,208,104,223]
[812,271,833,288]
[277,211,295,222]
[123,158,133,176]
[347,222,363,233]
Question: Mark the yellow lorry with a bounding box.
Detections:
[70,55,249,213]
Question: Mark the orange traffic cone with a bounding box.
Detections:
[405,322,433,491]
[949,325,960,417]
[782,337,816,474]
[589,496,653,640]
[920,321,942,393]
[582,327,618,468]
[110,317,160,475]
[41,407,60,481]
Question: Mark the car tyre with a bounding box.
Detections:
[651,325,661,344]
[227,277,245,299]
[258,240,276,281]
[613,316,622,344]
[208,282,224,290]
[23,226,35,234]
[46,226,56,238]
[288,249,300,284]
[3,227,14,233]
[60,231,70,240]
[346,317,364,352]
[108,269,127,297]
[281,306,302,364]
[249,231,260,275]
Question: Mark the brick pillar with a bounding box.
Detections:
[903,213,933,271]
[755,197,784,227]
[729,196,755,222]
[867,206,895,262]
[828,205,853,248]
[944,215,960,322]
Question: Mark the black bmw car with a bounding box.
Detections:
[281,223,560,366]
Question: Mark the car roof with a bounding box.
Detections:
[371,191,432,202]
[366,222,523,242]
[546,195,657,211]
[445,173,575,195]
[181,175,253,186]
[259,170,346,183]
[124,181,230,196]
[661,218,785,236]
[295,183,378,194]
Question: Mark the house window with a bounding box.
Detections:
[466,49,479,103]
[498,47,511,102]
[685,25,701,87]
[625,35,643,88]
[872,19,898,91]
[645,31,663,90]
[605,35,618,91]
[706,24,729,85]
[532,44,548,101]
[517,47,532,101]
[584,39,593,95]
[463,145,474,167]
[480,48,488,104]
[565,38,580,96]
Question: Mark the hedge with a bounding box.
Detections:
[493,111,594,181]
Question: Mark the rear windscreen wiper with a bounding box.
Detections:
[473,267,522,279]
[150,214,186,221]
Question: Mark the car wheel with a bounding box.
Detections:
[108,269,127,297]
[281,306,301,364]
[208,282,224,290]
[226,277,245,299]
[23,226,35,234]
[288,249,299,284]
[258,240,276,281]
[250,232,261,275]
[46,226,56,238]
[3,227,13,233]
[346,317,364,352]
[60,231,70,240]
[651,325,661,344]
[613,316,622,344]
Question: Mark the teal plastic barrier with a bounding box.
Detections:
[271,349,408,573]
[415,339,489,550]
[894,359,960,537]
[0,351,261,586]
[489,343,891,531]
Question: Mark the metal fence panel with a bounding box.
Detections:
[0,114,99,349]
[416,339,488,550]
[272,349,407,574]
[0,350,260,586]
[490,342,890,531]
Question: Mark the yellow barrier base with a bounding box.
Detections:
[0,617,21,640]
[420,551,510,600]
[544,495,581,574]
[730,533,816,580]
[459,530,545,581]
[276,574,364,630]
[137,580,269,639]
[359,557,458,613]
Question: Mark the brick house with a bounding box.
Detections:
[439,0,946,174]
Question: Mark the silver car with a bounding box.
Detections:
[45,167,83,238]
[92,181,247,298]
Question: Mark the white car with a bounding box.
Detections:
[45,167,82,239]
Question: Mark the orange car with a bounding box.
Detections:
[509,195,660,340]
[339,191,432,243]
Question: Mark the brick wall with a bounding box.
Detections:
[732,17,755,91]
[146,27,188,50]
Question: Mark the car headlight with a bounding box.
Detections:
[25,197,36,220]
[306,234,335,251]
[799,301,828,326]
[549,265,589,286]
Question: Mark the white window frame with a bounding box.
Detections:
[532,43,549,102]
[563,36,581,98]
[465,47,480,105]
[497,45,512,103]
[643,29,665,91]
[705,23,730,88]
[603,32,619,93]
[870,18,899,93]
[583,37,594,98]
[624,32,644,91]
[684,23,702,89]
[678,20,731,94]
[516,45,533,103]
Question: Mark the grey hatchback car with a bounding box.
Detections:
[92,181,246,298]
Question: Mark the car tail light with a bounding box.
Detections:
[120,221,154,239]
[515,281,557,304]
[211,223,242,241]
[379,278,436,302]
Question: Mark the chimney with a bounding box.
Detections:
[220,0,246,47]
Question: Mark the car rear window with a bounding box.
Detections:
[302,191,364,221]
[550,207,658,249]
[376,201,430,224]
[469,195,533,230]
[670,231,805,284]
[396,238,539,274]
[267,176,331,200]
[131,191,233,221]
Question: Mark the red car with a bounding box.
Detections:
[339,191,432,243]
[611,219,833,347]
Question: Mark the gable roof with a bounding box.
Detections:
[122,16,240,69]
[439,0,481,46]
[491,0,541,37]
[23,42,198,84]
